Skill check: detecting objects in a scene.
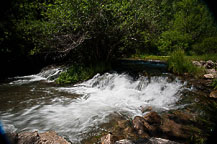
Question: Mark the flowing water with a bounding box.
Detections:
[0,65,193,143]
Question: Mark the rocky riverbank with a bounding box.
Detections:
[192,60,217,79]
[6,131,70,144]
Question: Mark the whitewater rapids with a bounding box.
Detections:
[1,70,187,143]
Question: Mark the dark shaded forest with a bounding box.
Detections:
[0,0,217,79]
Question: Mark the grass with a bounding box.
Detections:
[167,50,204,77]
[131,54,217,62]
[212,79,217,90]
[130,54,169,61]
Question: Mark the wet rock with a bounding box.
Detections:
[37,131,70,144]
[6,133,18,144]
[140,106,152,113]
[133,116,146,135]
[160,118,188,139]
[133,116,150,135]
[204,74,214,79]
[147,137,181,144]
[101,133,118,144]
[210,91,217,98]
[17,131,40,144]
[115,139,134,144]
[133,116,156,136]
[167,110,195,124]
[143,111,161,125]
[118,120,129,129]
[8,131,70,144]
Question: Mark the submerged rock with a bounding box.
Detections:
[210,91,217,98]
[7,131,70,144]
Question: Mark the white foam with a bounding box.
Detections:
[9,67,62,85]
[44,73,185,142]
[2,73,185,143]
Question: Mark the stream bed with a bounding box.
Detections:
[0,64,212,143]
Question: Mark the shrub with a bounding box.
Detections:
[56,63,110,84]
[168,49,204,77]
[212,79,217,90]
[192,37,217,55]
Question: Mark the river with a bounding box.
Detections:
[0,63,207,143]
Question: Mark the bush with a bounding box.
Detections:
[212,79,217,90]
[56,63,110,84]
[158,30,192,55]
[192,37,217,55]
[168,49,204,77]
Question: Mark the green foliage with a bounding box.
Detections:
[56,63,110,84]
[1,0,217,69]
[157,0,217,55]
[56,65,93,84]
[168,49,204,76]
[192,37,217,55]
[158,30,192,54]
[212,79,217,90]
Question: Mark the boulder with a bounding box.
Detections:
[133,116,147,135]
[166,110,195,124]
[199,60,206,66]
[8,131,70,144]
[133,116,155,135]
[192,61,202,67]
[147,137,181,144]
[204,74,214,79]
[115,139,134,144]
[101,133,118,144]
[37,131,70,144]
[160,118,188,139]
[205,60,215,69]
[143,111,161,125]
[17,131,40,144]
[210,91,217,98]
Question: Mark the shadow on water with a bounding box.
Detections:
[112,59,168,77]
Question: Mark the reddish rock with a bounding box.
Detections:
[160,118,189,139]
[17,131,40,144]
[210,91,217,98]
[132,116,155,136]
[101,133,118,144]
[38,131,70,144]
[8,131,70,144]
[143,111,161,125]
[132,116,146,135]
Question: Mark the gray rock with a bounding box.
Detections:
[8,131,70,144]
[146,137,181,144]
[204,74,214,79]
[115,139,134,144]
[192,61,202,67]
[205,60,215,69]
